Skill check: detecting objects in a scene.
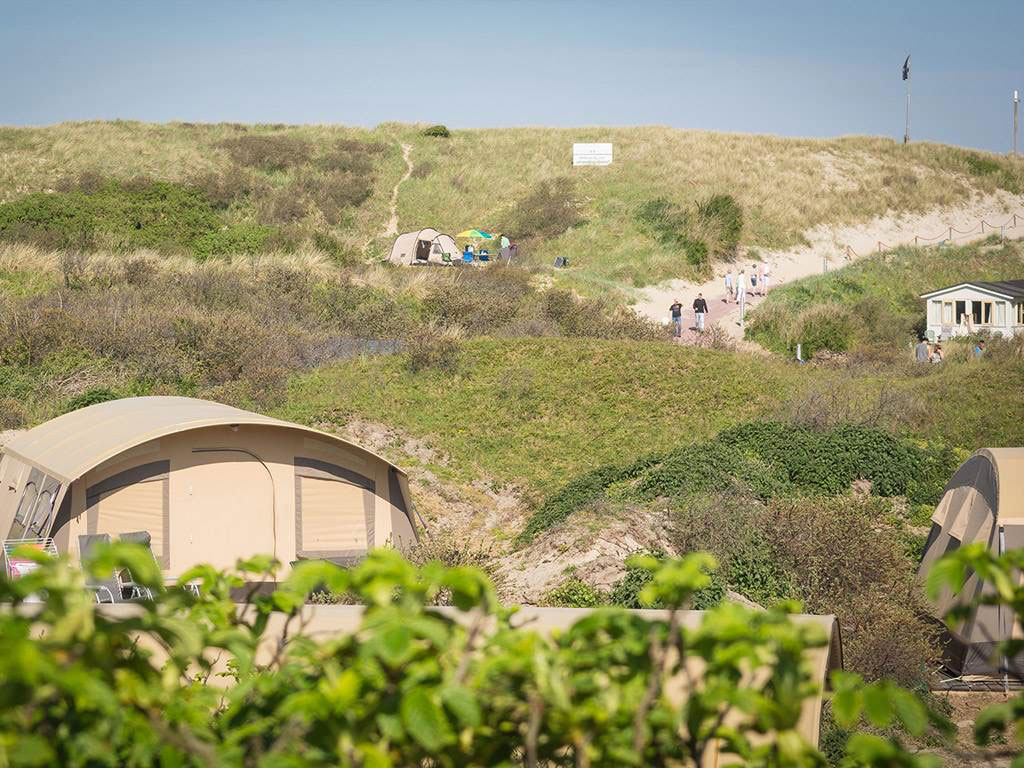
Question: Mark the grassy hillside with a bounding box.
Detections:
[2,121,1023,298]
[279,335,1024,495]
[747,239,1024,356]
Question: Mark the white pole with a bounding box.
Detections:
[1014,90,1020,156]
[904,79,911,144]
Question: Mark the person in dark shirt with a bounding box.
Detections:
[692,293,708,332]
[669,299,683,338]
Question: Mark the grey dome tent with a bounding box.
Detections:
[917,448,1024,684]
[388,228,459,265]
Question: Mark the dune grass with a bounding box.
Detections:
[394,126,1024,293]
[3,121,1023,297]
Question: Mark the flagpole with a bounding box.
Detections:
[904,71,911,144]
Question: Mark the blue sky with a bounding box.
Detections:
[2,0,1022,151]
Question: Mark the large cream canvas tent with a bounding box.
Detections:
[917,448,1024,682]
[0,397,417,579]
[388,228,459,265]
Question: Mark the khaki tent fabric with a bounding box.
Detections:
[0,397,417,578]
[918,448,1024,681]
[388,228,459,265]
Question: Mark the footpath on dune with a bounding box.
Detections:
[633,191,1024,343]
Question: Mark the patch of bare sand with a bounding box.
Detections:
[634,191,1024,340]
[927,691,1020,767]
[494,505,680,604]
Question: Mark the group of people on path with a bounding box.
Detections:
[914,336,985,363]
[723,262,770,304]
[669,293,709,338]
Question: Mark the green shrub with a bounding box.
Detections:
[543,577,606,607]
[193,223,275,259]
[790,304,861,357]
[696,193,743,258]
[422,124,450,138]
[0,178,223,254]
[2,545,944,767]
[62,387,118,413]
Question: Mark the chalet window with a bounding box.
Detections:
[996,302,1006,326]
[1018,303,1024,325]
[955,300,967,324]
[970,301,984,325]
[981,301,993,325]
[930,300,941,323]
[942,302,953,324]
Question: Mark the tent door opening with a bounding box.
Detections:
[180,448,276,575]
[415,239,432,261]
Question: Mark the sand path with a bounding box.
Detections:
[383,143,413,238]
[634,191,1024,341]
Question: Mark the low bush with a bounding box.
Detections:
[507,177,581,244]
[403,325,462,374]
[543,576,606,607]
[1,545,948,767]
[635,194,743,269]
[218,134,312,171]
[790,304,861,357]
[422,124,450,138]
[519,420,960,543]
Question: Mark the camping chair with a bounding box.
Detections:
[118,531,157,599]
[441,252,454,265]
[478,251,490,262]
[78,533,147,603]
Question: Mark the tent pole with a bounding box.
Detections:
[1000,525,1008,694]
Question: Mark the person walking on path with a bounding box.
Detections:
[750,265,758,295]
[761,261,771,294]
[669,299,683,338]
[757,261,766,295]
[693,293,709,332]
[736,270,747,304]
[724,271,734,303]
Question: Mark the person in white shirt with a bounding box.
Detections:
[736,270,747,304]
[761,261,771,294]
[724,271,734,303]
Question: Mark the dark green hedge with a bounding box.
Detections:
[516,421,960,544]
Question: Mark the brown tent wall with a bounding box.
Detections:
[918,448,1024,681]
[0,399,417,579]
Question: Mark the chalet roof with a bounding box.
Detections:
[920,280,1024,301]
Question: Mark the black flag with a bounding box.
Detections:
[902,55,911,81]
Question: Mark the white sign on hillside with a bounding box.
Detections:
[572,143,613,166]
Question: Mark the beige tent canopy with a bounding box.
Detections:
[388,228,459,265]
[917,448,1024,682]
[0,397,417,579]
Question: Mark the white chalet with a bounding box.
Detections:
[920,280,1024,340]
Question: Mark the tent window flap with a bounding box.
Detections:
[294,457,375,562]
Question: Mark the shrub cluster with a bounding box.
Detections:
[517,420,959,544]
[635,193,743,269]
[4,545,945,768]
[421,124,450,138]
[218,134,312,171]
[506,177,582,245]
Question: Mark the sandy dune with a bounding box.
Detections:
[634,191,1024,339]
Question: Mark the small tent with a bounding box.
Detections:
[917,448,1024,682]
[0,397,418,580]
[388,228,459,266]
